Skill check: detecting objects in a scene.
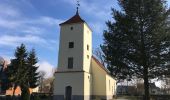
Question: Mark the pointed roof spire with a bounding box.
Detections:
[59,13,85,25]
[59,0,85,25]
[76,0,80,15]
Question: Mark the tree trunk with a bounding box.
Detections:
[140,18,150,100]
[21,84,30,100]
[12,85,17,100]
[144,66,149,100]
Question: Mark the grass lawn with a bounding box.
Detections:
[112,96,141,100]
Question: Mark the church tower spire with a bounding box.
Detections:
[59,0,84,25]
[76,0,80,15]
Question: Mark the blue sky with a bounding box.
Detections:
[0,0,169,77]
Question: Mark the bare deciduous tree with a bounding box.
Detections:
[93,47,106,67]
[38,71,46,93]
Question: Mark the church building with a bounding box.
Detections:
[53,9,116,100]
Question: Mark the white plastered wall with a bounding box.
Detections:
[83,23,92,73]
[53,72,84,96]
[106,74,117,100]
[57,23,84,72]
[91,58,106,96]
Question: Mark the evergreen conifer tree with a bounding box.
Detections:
[7,44,28,97]
[27,49,39,88]
[7,44,39,99]
[101,0,170,99]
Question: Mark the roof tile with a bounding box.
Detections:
[60,12,85,25]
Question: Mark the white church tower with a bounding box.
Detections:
[53,8,92,100]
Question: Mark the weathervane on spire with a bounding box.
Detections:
[76,0,80,14]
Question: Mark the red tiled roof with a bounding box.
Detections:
[60,12,85,25]
[92,56,110,74]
